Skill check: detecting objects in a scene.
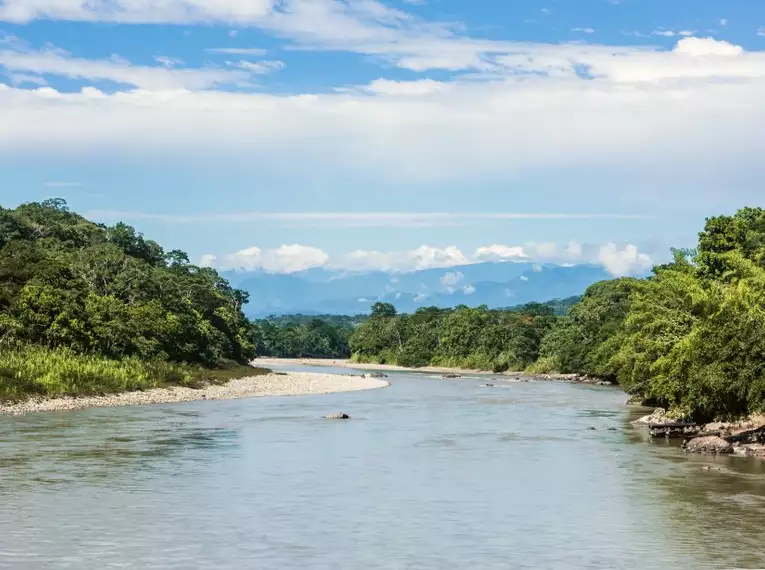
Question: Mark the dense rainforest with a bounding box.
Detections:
[4,201,765,422]
[350,207,765,422]
[251,300,578,360]
[0,200,259,400]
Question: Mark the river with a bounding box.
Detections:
[2,365,765,570]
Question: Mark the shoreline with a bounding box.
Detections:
[0,371,389,416]
[253,357,596,382]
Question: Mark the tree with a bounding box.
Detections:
[371,302,397,318]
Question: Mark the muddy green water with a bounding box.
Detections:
[2,366,765,570]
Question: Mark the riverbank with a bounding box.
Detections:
[0,371,389,415]
[254,357,598,382]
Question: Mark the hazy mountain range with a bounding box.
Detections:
[222,262,624,318]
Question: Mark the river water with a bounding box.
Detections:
[2,365,765,570]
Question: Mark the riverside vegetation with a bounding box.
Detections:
[348,208,765,423]
[0,200,260,402]
[4,201,765,425]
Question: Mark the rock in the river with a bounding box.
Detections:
[369,372,388,379]
[324,413,351,420]
[441,374,462,379]
[683,436,733,454]
[634,408,692,426]
[733,444,765,458]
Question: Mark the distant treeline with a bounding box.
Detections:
[253,297,580,362]
[350,207,765,422]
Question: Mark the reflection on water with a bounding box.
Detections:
[1,370,764,570]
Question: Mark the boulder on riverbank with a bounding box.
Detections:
[369,372,388,379]
[732,444,765,458]
[699,416,765,444]
[683,436,733,454]
[634,408,700,438]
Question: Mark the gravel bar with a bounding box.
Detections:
[0,372,389,415]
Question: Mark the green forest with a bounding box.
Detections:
[0,200,260,401]
[350,208,765,422]
[4,201,765,423]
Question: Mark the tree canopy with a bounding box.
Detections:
[0,200,254,365]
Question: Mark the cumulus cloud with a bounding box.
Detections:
[200,241,654,275]
[597,243,653,276]
[474,245,528,261]
[201,244,329,272]
[440,271,464,293]
[340,245,469,272]
[4,35,765,192]
[474,242,587,264]
[463,284,476,295]
[358,78,447,96]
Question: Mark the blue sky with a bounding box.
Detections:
[2,0,765,275]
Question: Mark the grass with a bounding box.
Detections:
[0,346,271,403]
[524,356,561,375]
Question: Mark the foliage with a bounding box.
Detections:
[0,200,257,400]
[350,303,558,371]
[252,317,354,358]
[348,207,765,421]
[0,344,269,402]
[539,208,765,421]
[538,278,639,381]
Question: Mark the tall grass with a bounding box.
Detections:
[0,346,271,402]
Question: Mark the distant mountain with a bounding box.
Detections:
[224,262,619,318]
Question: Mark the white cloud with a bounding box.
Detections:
[571,28,595,34]
[206,47,268,55]
[201,244,329,272]
[225,59,285,74]
[154,56,183,68]
[720,19,728,27]
[758,28,765,37]
[463,284,476,295]
[2,35,765,195]
[200,241,655,275]
[440,271,464,287]
[651,29,694,37]
[0,0,276,24]
[0,48,252,89]
[358,78,447,96]
[519,275,529,281]
[440,271,464,292]
[7,72,47,86]
[341,245,469,272]
[597,243,653,276]
[474,245,528,261]
[476,242,588,264]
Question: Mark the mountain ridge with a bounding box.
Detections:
[223,261,628,317]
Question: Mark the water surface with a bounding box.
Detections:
[2,366,765,569]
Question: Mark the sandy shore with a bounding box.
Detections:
[0,371,389,416]
[254,357,497,375]
[254,357,585,381]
